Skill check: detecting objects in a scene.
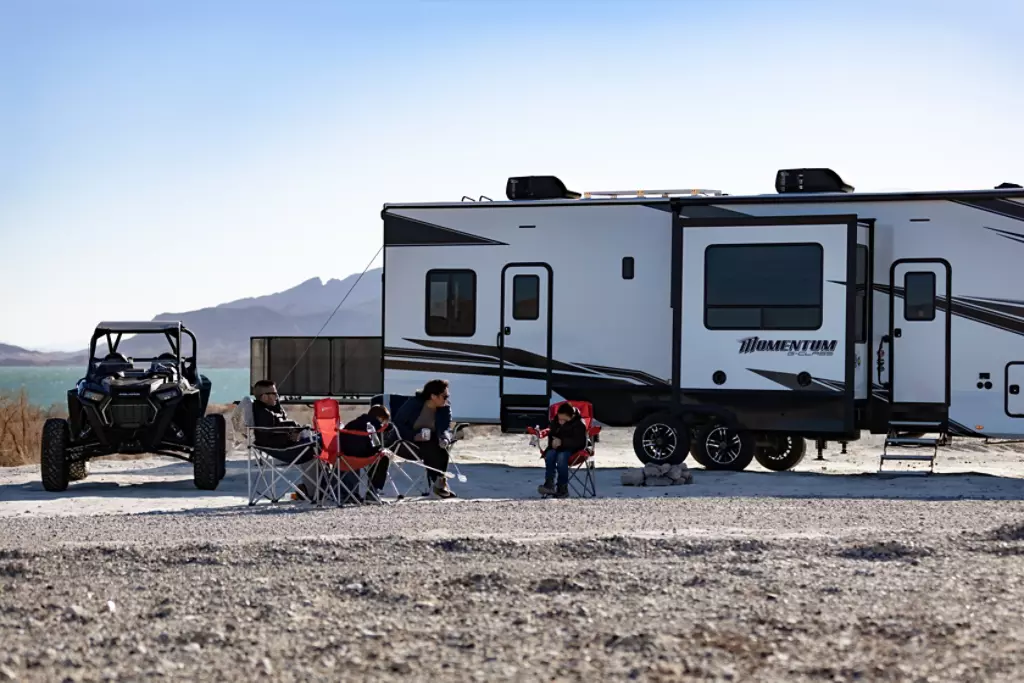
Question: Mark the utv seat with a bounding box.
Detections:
[92,352,133,378]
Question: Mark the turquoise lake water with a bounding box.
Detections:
[0,366,252,407]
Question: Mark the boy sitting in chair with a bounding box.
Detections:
[336,404,393,502]
[538,402,587,498]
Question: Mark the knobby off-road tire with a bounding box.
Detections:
[692,423,756,472]
[193,414,225,491]
[41,418,71,492]
[754,435,808,472]
[632,412,689,466]
[68,460,90,481]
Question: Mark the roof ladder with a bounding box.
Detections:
[878,420,946,475]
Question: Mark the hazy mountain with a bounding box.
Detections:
[0,269,383,368]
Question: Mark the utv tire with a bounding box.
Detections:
[754,435,807,472]
[68,460,90,482]
[215,413,227,481]
[633,412,689,465]
[692,423,755,472]
[193,414,225,491]
[41,418,71,492]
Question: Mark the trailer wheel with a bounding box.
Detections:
[41,418,71,492]
[193,414,225,491]
[68,460,90,481]
[632,412,689,465]
[693,424,755,471]
[754,434,807,472]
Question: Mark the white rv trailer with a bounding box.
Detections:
[381,169,1024,471]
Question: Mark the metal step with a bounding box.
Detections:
[880,454,936,462]
[885,437,940,447]
[888,420,944,430]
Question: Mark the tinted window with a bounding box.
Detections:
[622,257,635,280]
[704,243,823,330]
[425,270,476,336]
[855,245,869,343]
[904,271,935,321]
[512,274,540,320]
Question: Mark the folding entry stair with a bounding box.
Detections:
[878,420,945,475]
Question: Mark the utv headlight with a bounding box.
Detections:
[154,389,179,401]
[81,389,105,402]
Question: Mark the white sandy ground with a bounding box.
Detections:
[3,426,1024,518]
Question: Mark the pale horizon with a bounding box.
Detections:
[2,0,1022,350]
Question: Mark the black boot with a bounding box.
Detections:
[538,479,556,496]
[554,484,568,498]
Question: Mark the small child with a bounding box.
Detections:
[538,403,587,498]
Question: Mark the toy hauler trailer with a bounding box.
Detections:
[381,169,1024,472]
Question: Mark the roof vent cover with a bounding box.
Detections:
[775,168,854,194]
[506,175,581,201]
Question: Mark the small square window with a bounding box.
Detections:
[512,274,540,320]
[425,270,477,336]
[622,257,635,280]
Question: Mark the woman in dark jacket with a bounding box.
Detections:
[538,402,587,498]
[391,379,456,498]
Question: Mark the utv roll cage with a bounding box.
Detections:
[89,321,202,383]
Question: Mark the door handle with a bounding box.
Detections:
[1011,385,1021,395]
[893,328,902,338]
[503,326,511,335]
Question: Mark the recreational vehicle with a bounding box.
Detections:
[380,169,1024,472]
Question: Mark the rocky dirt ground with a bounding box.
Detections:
[4,427,1024,682]
[3,497,1024,682]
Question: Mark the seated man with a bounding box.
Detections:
[251,379,320,497]
[336,404,393,502]
[538,402,587,498]
[392,379,456,499]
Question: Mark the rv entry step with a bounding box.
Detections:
[878,420,945,476]
[501,394,550,434]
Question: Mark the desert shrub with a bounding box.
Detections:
[0,389,66,467]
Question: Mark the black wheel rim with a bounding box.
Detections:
[641,423,677,461]
[706,426,742,465]
[760,436,793,462]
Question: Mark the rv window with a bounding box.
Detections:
[425,270,477,337]
[855,245,868,343]
[704,243,823,331]
[622,257,635,280]
[903,271,936,321]
[512,274,540,320]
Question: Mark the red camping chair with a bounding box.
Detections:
[312,398,389,506]
[526,400,600,498]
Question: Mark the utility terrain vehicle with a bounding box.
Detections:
[40,321,226,492]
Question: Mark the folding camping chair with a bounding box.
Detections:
[311,397,393,506]
[239,396,326,506]
[371,393,468,498]
[526,400,601,498]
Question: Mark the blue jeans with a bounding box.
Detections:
[544,449,571,486]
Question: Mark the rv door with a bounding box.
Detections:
[498,264,553,418]
[889,259,951,407]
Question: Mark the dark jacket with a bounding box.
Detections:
[338,413,387,459]
[548,407,588,453]
[392,395,453,443]
[251,400,301,449]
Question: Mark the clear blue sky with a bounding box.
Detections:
[1,0,1021,350]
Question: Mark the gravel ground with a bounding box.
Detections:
[4,498,1024,682]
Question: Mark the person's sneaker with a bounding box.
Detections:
[537,481,556,497]
[554,484,569,498]
[365,487,383,503]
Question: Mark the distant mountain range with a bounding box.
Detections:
[0,269,382,368]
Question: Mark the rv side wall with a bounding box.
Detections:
[382,204,674,424]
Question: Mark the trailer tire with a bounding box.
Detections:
[632,412,689,465]
[68,460,90,481]
[754,435,807,472]
[193,414,225,491]
[693,423,755,472]
[41,418,71,492]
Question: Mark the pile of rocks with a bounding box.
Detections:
[621,462,694,487]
